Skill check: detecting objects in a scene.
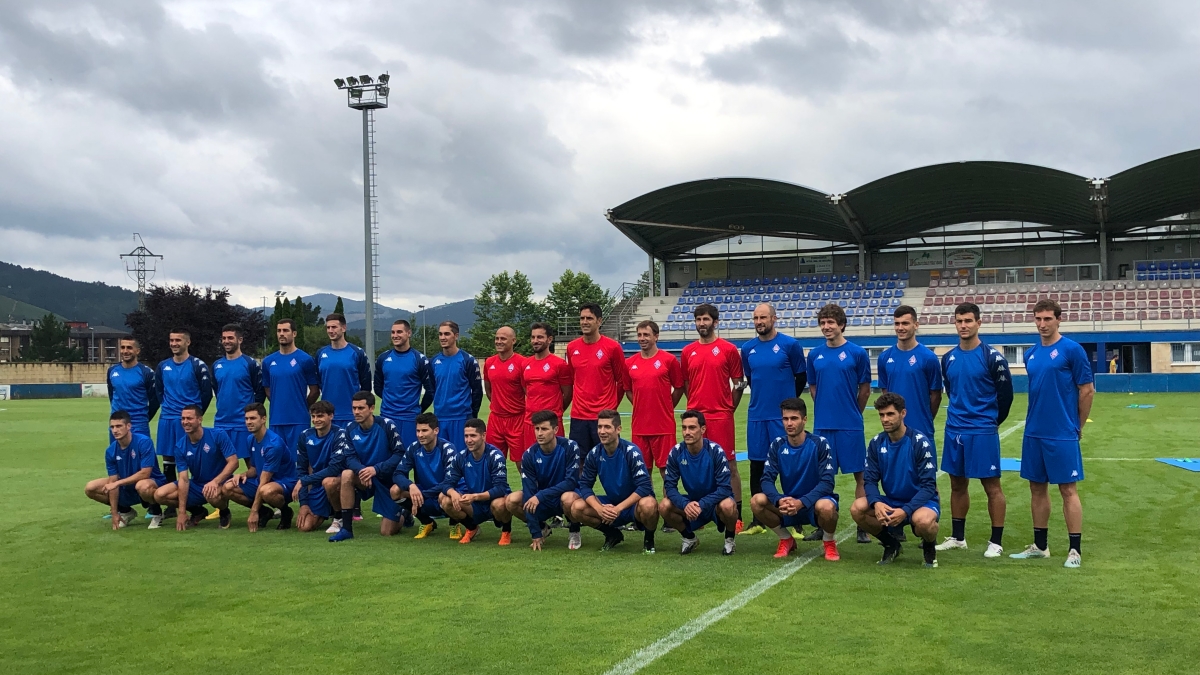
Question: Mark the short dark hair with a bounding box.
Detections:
[392,319,412,330]
[169,329,191,340]
[874,391,906,413]
[415,412,439,429]
[817,303,847,328]
[893,305,918,322]
[221,323,244,338]
[530,322,554,336]
[636,319,659,335]
[439,320,460,335]
[953,302,980,320]
[325,313,347,326]
[597,409,622,426]
[680,409,706,426]
[243,402,267,418]
[1033,298,1062,318]
[109,410,132,424]
[693,303,719,321]
[118,336,140,347]
[779,397,807,416]
[531,410,559,428]
[579,303,603,319]
[308,400,335,416]
[351,390,376,407]
[465,418,486,434]
[276,318,297,331]
[181,404,203,417]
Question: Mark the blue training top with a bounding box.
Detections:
[1024,337,1093,440]
[877,344,942,438]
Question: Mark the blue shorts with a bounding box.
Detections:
[219,427,254,459]
[355,474,399,521]
[174,480,210,508]
[393,419,418,449]
[746,419,785,462]
[941,431,1000,479]
[241,477,298,504]
[440,419,467,451]
[598,495,642,530]
[157,417,184,457]
[1020,436,1084,484]
[471,501,496,526]
[780,495,839,529]
[529,497,565,523]
[677,495,729,531]
[878,496,940,524]
[270,425,304,459]
[816,429,866,474]
[569,418,601,454]
[303,484,332,517]
[117,485,144,509]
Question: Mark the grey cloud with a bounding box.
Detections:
[704,27,878,95]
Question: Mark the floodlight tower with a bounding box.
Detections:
[120,233,163,311]
[334,73,390,369]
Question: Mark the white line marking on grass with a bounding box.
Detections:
[602,529,855,675]
[999,421,1025,440]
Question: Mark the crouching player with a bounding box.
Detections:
[658,410,739,555]
[327,391,405,542]
[568,409,658,553]
[222,403,298,531]
[152,405,239,530]
[85,411,166,529]
[438,418,512,545]
[851,393,941,567]
[392,412,457,539]
[504,410,581,551]
[750,398,840,561]
[291,401,348,532]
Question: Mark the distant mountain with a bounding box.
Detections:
[0,260,139,328]
[0,293,61,323]
[303,293,476,333]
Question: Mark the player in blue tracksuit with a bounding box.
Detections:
[504,410,581,551]
[222,403,298,532]
[392,412,457,537]
[750,398,840,561]
[262,319,320,457]
[211,323,265,465]
[658,410,739,555]
[430,321,483,452]
[938,302,1013,556]
[437,418,512,545]
[292,401,347,532]
[106,337,159,441]
[852,392,941,567]
[568,409,658,553]
[84,411,167,529]
[374,319,436,448]
[317,313,372,428]
[151,405,238,531]
[740,303,806,533]
[326,391,406,541]
[155,330,212,495]
[1011,299,1095,568]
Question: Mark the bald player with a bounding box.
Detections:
[483,326,528,463]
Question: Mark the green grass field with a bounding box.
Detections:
[2,394,1198,674]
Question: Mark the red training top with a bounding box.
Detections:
[565,335,629,421]
[681,338,743,417]
[626,350,683,436]
[521,353,572,421]
[483,352,527,418]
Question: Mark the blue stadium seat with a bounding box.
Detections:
[898,281,907,289]
[1136,262,1147,272]
[900,272,910,280]
[870,273,879,281]
[850,274,859,282]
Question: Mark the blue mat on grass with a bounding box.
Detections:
[1156,458,1200,472]
[1000,457,1022,472]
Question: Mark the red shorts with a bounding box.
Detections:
[487,414,529,463]
[632,434,677,469]
[702,415,736,461]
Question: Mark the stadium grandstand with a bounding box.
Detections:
[606,149,1200,387]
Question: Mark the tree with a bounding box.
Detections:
[464,271,543,356]
[20,313,83,362]
[125,285,268,365]
[334,296,345,315]
[543,269,614,335]
[632,261,662,298]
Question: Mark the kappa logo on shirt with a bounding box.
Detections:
[782,448,790,455]
[115,454,122,461]
[1072,470,1079,477]
[924,452,932,458]
[353,434,362,441]
[749,348,756,354]
[573,350,580,356]
[536,457,543,464]
[1050,349,1060,360]
[307,439,315,445]
[636,469,646,477]
[991,464,997,471]
[690,350,697,357]
[880,447,888,454]
[925,462,934,469]
[215,363,223,369]
[681,459,688,466]
[112,371,120,378]
[164,366,173,371]
[631,364,638,370]
[321,353,328,358]
[887,358,895,364]
[909,355,917,366]
[186,451,194,457]
[489,364,495,370]
[826,464,833,470]
[434,359,442,365]
[816,354,824,360]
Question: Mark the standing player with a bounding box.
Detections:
[438,418,512,545]
[326,391,406,541]
[262,319,320,457]
[521,322,573,452]
[740,303,806,536]
[211,323,264,467]
[750,398,840,561]
[658,410,739,555]
[937,302,1013,558]
[565,303,628,454]
[374,319,436,448]
[85,411,166,529]
[106,337,159,440]
[680,303,746,531]
[1012,299,1094,568]
[624,320,683,482]
[430,320,483,452]
[317,313,372,428]
[222,403,298,531]
[483,326,527,464]
[292,401,348,533]
[155,330,212,515]
[503,411,581,551]
[806,304,872,543]
[151,405,238,530]
[568,409,659,553]
[851,393,941,567]
[391,412,458,539]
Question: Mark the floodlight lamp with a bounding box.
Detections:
[349,88,363,98]
[379,73,390,83]
[359,74,373,84]
[346,76,359,86]
[334,78,346,88]
[379,86,390,97]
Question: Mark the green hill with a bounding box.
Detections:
[0,261,139,328]
[0,294,61,323]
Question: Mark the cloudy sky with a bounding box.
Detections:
[2,0,1198,309]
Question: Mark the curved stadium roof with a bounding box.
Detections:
[607,149,1200,258]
